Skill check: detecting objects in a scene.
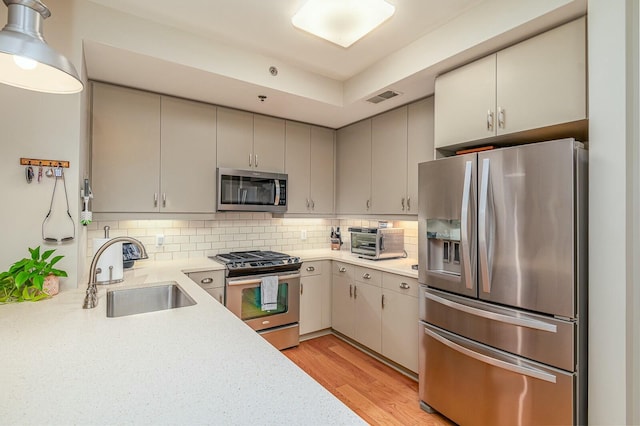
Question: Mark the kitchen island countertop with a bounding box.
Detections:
[0,256,365,425]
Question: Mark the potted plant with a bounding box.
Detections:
[0,246,68,303]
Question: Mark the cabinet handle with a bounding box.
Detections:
[306,266,315,272]
[407,197,411,211]
[349,284,352,298]
[401,198,405,211]
[154,193,158,207]
[366,199,371,210]
[254,154,258,168]
[162,193,166,207]
[200,277,213,284]
[306,199,310,208]
[300,283,304,295]
[362,273,371,280]
[339,267,346,273]
[399,282,410,290]
[311,199,315,209]
[498,107,505,129]
[354,285,357,299]
[487,110,494,132]
[249,153,252,167]
[382,294,385,309]
[219,294,223,303]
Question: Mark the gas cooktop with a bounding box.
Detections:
[212,250,302,277]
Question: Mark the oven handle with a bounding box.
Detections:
[227,273,301,286]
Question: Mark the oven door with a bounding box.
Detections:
[225,272,300,331]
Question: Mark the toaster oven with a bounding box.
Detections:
[348,227,405,260]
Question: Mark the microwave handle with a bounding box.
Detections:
[274,179,280,206]
[379,233,385,251]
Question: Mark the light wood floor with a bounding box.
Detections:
[283,334,454,426]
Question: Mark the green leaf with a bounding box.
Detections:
[32,275,44,291]
[29,246,40,261]
[41,249,55,261]
[48,255,63,267]
[15,271,30,286]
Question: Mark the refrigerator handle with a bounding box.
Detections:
[423,326,557,384]
[460,160,473,290]
[478,158,491,293]
[424,291,558,333]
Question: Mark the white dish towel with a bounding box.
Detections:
[261,276,279,311]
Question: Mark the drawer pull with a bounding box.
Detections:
[200,278,213,284]
[339,267,347,273]
[399,282,410,290]
[381,294,385,308]
[306,266,315,272]
[362,273,371,280]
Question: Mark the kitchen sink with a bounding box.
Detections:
[106,282,196,318]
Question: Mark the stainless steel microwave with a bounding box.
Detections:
[217,168,287,213]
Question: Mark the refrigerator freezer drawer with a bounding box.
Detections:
[421,287,575,371]
[419,322,575,426]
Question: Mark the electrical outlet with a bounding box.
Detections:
[300,229,307,240]
[156,234,165,246]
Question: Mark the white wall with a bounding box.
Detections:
[0,0,85,291]
[587,0,639,424]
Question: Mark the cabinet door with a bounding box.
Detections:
[300,273,323,335]
[320,261,332,329]
[217,107,254,169]
[91,83,160,212]
[434,55,497,148]
[371,107,408,214]
[285,121,311,213]
[382,290,419,372]
[496,17,586,135]
[253,115,285,172]
[354,282,382,353]
[407,97,434,214]
[160,97,217,213]
[331,273,355,339]
[336,119,372,214]
[309,126,335,214]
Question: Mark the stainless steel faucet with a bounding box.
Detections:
[82,236,148,309]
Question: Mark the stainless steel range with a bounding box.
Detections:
[213,251,302,350]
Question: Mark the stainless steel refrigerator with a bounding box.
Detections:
[417,138,587,426]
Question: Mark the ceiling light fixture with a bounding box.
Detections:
[291,0,395,48]
[0,0,83,94]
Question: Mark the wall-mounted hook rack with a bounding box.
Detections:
[20,158,70,168]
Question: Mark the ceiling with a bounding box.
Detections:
[83,0,586,129]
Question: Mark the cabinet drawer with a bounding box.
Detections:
[355,266,382,287]
[382,273,418,298]
[301,261,323,277]
[187,270,224,289]
[333,261,354,280]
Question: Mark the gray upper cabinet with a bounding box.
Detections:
[285,121,335,214]
[92,83,161,213]
[160,96,217,213]
[435,17,586,149]
[371,107,408,214]
[217,107,285,173]
[407,97,435,213]
[336,119,372,214]
[91,83,217,213]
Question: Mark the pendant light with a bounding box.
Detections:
[0,0,83,94]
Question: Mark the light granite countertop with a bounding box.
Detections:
[0,249,416,425]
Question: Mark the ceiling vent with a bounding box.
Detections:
[366,90,401,104]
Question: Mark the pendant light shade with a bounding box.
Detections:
[0,0,83,94]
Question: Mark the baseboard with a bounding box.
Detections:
[299,328,332,342]
[329,330,418,382]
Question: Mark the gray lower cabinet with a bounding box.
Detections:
[187,270,225,304]
[299,261,331,335]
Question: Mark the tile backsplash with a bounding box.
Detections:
[86,213,418,261]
